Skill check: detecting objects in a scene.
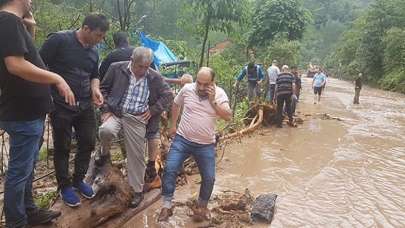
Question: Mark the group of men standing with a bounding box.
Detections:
[235,60,302,128]
[0,0,232,227]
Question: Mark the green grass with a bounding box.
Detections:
[38,146,48,161]
[34,190,58,209]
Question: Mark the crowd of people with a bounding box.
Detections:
[0,1,231,226]
[235,59,302,128]
[0,0,364,227]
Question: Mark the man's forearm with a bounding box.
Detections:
[211,102,232,121]
[164,77,182,85]
[91,78,101,91]
[5,56,61,84]
[170,103,181,127]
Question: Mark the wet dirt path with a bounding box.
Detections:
[126,78,405,227]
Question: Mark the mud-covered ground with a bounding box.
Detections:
[125,77,405,227]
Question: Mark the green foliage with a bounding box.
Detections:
[38,146,48,161]
[249,0,312,46]
[383,27,405,71]
[210,54,242,95]
[33,0,84,46]
[327,0,405,92]
[263,38,301,67]
[180,0,247,67]
[379,27,405,92]
[299,0,370,71]
[234,98,249,124]
[34,190,58,209]
[379,70,405,93]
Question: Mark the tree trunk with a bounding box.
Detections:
[116,0,124,31]
[89,0,94,12]
[199,13,211,68]
[39,157,161,228]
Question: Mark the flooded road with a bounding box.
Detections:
[126,78,405,227]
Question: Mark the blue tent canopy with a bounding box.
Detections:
[139,32,177,69]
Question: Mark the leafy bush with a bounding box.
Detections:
[34,190,58,209]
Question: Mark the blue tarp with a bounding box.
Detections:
[139,32,177,68]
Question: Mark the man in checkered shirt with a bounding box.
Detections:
[98,47,173,208]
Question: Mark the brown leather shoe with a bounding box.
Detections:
[143,175,162,192]
[158,207,173,222]
[191,205,211,222]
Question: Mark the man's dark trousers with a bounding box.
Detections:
[50,103,96,189]
[276,94,293,126]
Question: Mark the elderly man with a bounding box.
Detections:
[158,67,232,222]
[98,47,173,208]
[0,0,75,226]
[97,32,188,192]
[274,65,296,128]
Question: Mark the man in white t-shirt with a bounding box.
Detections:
[267,60,280,103]
[158,67,232,222]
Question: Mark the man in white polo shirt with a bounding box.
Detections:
[158,67,232,222]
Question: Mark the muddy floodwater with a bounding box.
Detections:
[127,78,405,227]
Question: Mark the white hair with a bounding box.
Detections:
[131,47,154,64]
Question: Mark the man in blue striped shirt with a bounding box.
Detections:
[274,65,296,128]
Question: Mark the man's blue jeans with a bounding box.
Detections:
[0,118,44,228]
[162,134,215,207]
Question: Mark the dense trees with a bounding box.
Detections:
[32,0,405,93]
[328,0,405,92]
[249,0,311,46]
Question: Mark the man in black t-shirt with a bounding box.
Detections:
[99,31,134,81]
[39,14,109,208]
[0,0,75,227]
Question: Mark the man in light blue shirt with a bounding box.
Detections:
[235,61,265,102]
[312,69,327,104]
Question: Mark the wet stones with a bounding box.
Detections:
[251,193,278,223]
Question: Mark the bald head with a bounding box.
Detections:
[197,67,215,82]
[196,67,215,98]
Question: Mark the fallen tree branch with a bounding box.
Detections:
[220,108,264,141]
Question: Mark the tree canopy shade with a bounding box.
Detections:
[248,0,312,47]
[183,0,247,67]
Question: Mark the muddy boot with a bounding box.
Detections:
[191,205,211,222]
[158,207,173,222]
[129,192,144,208]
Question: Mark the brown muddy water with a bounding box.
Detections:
[126,78,405,227]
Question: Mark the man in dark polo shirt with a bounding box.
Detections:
[274,65,296,128]
[39,14,109,207]
[0,0,75,226]
[99,31,134,81]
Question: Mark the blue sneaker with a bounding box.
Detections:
[60,187,80,207]
[73,181,96,199]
